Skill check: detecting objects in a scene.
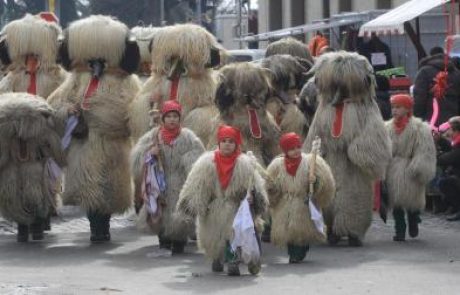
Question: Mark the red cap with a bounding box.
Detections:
[38,12,59,24]
[280,132,301,153]
[390,93,414,109]
[161,100,182,117]
[217,125,242,145]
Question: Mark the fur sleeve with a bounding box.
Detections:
[312,155,336,209]
[252,167,269,217]
[130,129,156,188]
[266,158,283,208]
[0,71,16,94]
[408,122,437,184]
[176,153,215,218]
[180,129,205,175]
[347,104,391,179]
[47,75,76,124]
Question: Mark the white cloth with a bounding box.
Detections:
[143,154,164,215]
[308,199,325,235]
[231,192,260,264]
[61,115,79,150]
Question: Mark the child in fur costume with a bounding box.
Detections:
[304,51,391,247]
[47,15,141,243]
[0,93,65,242]
[261,55,311,140]
[386,94,436,241]
[130,23,222,143]
[0,13,66,98]
[177,125,268,276]
[131,100,205,253]
[211,62,281,166]
[266,132,335,263]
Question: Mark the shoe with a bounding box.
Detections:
[212,259,224,272]
[30,221,44,241]
[16,224,29,243]
[447,212,460,221]
[393,233,405,241]
[327,233,341,246]
[289,257,301,264]
[43,216,51,231]
[348,235,363,247]
[227,262,240,276]
[408,213,420,238]
[171,241,185,254]
[248,261,261,275]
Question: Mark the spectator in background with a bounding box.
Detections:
[308,31,329,57]
[375,74,392,120]
[413,47,460,126]
[438,116,460,221]
[359,33,393,72]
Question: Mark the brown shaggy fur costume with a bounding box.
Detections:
[130,24,222,143]
[0,93,65,225]
[47,15,141,215]
[210,62,281,166]
[304,51,391,245]
[0,14,67,98]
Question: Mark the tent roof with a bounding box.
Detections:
[359,0,450,36]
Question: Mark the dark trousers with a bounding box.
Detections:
[439,176,460,211]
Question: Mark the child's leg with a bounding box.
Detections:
[392,207,406,241]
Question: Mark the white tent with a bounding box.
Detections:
[359,0,450,36]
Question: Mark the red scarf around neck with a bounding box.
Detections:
[284,155,302,176]
[393,115,410,135]
[160,126,181,146]
[214,149,241,190]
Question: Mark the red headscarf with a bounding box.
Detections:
[391,94,413,135]
[160,100,182,145]
[280,132,302,176]
[214,125,242,190]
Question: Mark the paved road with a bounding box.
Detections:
[1,207,459,295]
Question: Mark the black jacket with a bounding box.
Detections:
[438,144,460,178]
[413,54,460,125]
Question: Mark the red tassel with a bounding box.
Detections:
[432,70,448,100]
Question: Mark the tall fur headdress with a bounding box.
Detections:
[265,37,313,63]
[313,51,376,105]
[59,15,139,72]
[150,23,222,75]
[0,14,61,67]
[215,62,272,116]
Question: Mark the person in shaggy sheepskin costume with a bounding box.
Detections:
[131,100,205,253]
[303,51,391,247]
[261,54,311,140]
[266,132,335,263]
[385,93,436,241]
[130,23,222,144]
[47,15,141,243]
[0,93,65,242]
[176,125,268,276]
[211,62,281,166]
[0,13,67,97]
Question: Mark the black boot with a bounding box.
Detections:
[158,231,172,249]
[88,211,110,243]
[43,215,51,231]
[348,235,363,247]
[212,259,224,272]
[407,211,420,238]
[171,240,186,254]
[30,218,44,241]
[17,223,29,243]
[327,226,341,246]
[393,208,406,241]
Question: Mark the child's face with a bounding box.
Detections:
[391,105,409,119]
[219,138,237,156]
[163,112,180,130]
[286,147,301,159]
